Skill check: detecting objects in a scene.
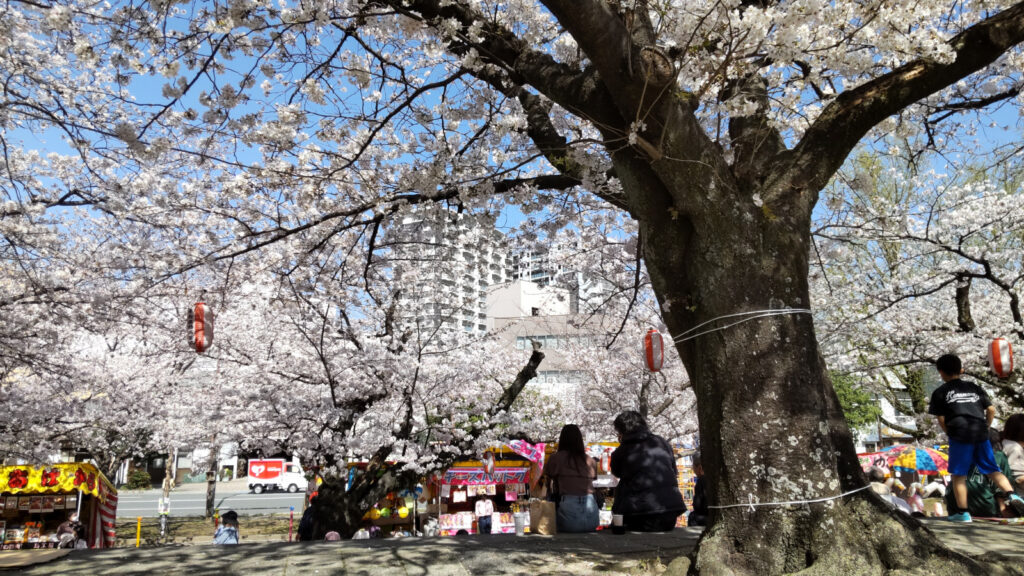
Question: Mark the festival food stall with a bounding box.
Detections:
[437,462,531,535]
[0,462,117,549]
[436,443,542,535]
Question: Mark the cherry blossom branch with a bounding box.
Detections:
[792,1,1024,195]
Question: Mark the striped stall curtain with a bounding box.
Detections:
[99,484,118,547]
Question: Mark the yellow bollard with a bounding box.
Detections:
[136,516,142,547]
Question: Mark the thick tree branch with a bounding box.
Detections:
[955,275,976,332]
[384,0,622,130]
[492,345,545,414]
[540,0,673,125]
[790,2,1024,195]
[726,75,787,190]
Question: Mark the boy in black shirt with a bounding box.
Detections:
[928,354,1024,522]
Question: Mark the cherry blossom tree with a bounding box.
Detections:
[813,150,1024,441]
[5,0,1024,572]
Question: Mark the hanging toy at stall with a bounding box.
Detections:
[988,338,1013,378]
[644,328,664,372]
[188,302,214,353]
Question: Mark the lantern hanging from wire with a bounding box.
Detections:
[188,302,214,353]
[988,338,1013,378]
[482,451,495,476]
[644,328,664,372]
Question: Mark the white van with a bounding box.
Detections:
[247,459,305,494]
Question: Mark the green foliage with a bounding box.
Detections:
[125,469,153,490]
[831,372,882,434]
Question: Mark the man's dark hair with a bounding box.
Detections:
[867,466,886,483]
[613,411,648,435]
[1004,414,1024,443]
[935,354,962,376]
[691,451,702,468]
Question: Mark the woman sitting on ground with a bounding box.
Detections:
[531,424,600,533]
[610,411,685,532]
[1003,414,1024,496]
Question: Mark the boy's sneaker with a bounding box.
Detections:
[946,511,972,523]
[1008,493,1024,517]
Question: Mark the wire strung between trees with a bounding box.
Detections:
[669,308,813,344]
[707,485,871,512]
[670,307,852,512]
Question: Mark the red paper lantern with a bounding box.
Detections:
[188,302,214,353]
[644,328,664,372]
[988,338,1013,378]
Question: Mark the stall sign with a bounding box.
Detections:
[0,463,113,501]
[442,467,529,486]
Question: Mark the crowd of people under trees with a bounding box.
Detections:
[222,355,1024,544]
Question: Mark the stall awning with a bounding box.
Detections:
[442,467,529,485]
[0,462,117,503]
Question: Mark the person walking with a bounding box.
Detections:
[530,424,600,533]
[927,354,1024,522]
[610,411,685,532]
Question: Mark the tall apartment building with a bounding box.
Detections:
[510,244,616,315]
[385,206,511,336]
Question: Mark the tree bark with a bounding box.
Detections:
[205,442,218,521]
[637,175,1005,574]
[364,2,1024,571]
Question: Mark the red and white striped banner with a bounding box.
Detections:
[97,484,118,548]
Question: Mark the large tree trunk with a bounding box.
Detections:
[638,178,1009,575]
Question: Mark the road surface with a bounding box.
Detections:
[117,487,304,518]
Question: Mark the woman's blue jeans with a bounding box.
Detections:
[557,494,599,533]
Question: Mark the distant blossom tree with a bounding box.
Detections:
[813,153,1024,438]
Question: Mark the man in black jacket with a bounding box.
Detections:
[610,411,685,531]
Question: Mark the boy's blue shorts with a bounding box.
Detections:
[947,439,999,476]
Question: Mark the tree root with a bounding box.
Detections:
[688,495,1021,576]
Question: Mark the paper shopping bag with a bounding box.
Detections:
[529,499,557,535]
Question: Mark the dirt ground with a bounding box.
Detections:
[115,514,293,547]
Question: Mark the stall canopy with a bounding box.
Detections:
[0,462,118,548]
